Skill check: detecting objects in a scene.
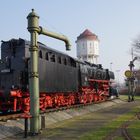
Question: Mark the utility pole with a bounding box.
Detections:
[27,9,71,135]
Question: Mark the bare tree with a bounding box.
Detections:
[132,35,140,60]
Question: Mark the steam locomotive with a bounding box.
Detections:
[0,38,114,113]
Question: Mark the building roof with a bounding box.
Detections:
[76,29,99,41]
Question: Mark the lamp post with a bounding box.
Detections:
[110,62,113,71]
[116,70,120,87]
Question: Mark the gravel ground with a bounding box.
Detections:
[3,99,140,140]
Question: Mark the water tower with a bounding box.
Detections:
[76,29,99,64]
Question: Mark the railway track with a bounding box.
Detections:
[122,125,135,140]
[0,113,31,121]
[0,98,116,121]
[121,112,140,140]
[41,98,108,113]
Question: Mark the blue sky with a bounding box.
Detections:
[1,0,140,83]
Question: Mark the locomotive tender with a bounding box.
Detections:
[0,38,114,113]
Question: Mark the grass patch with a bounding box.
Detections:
[119,95,140,100]
[113,136,124,140]
[79,106,140,140]
[127,119,140,140]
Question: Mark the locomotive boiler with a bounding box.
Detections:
[0,38,114,113]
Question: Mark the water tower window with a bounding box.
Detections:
[90,43,92,47]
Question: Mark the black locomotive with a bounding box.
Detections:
[0,38,114,113]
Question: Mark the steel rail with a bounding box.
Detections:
[0,98,116,121]
[122,126,135,140]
